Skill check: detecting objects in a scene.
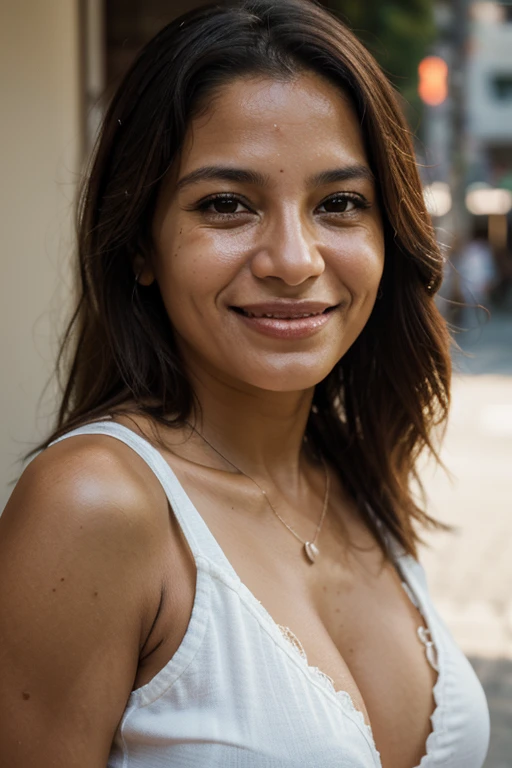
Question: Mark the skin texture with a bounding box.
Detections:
[0,74,436,768]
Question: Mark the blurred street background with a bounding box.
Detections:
[1,0,511,764]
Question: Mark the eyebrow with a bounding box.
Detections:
[176,166,270,191]
[176,164,375,191]
[309,165,375,187]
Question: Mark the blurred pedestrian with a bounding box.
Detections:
[457,222,497,313]
[491,242,512,309]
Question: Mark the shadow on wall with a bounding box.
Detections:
[470,656,512,767]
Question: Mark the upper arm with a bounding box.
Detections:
[0,437,166,767]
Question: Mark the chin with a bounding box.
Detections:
[232,358,339,394]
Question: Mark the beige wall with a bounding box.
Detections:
[0,0,82,509]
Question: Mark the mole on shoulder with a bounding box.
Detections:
[22,691,30,701]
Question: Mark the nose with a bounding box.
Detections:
[250,209,325,286]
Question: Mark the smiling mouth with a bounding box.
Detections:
[231,306,338,319]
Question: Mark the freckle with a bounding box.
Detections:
[60,578,65,582]
[280,169,284,173]
[22,692,30,700]
[93,591,98,598]
[52,588,56,593]
[335,608,340,613]
[322,586,327,593]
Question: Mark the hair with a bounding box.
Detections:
[38,0,451,557]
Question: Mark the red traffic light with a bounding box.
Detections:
[418,56,448,106]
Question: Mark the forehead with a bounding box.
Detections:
[180,72,369,171]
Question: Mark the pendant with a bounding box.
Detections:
[304,541,319,563]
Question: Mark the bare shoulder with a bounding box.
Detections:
[13,430,168,526]
[1,430,173,662]
[0,433,171,767]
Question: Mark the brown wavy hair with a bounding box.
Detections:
[39,0,451,557]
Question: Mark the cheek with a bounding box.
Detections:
[157,225,246,294]
[153,233,239,335]
[330,231,385,297]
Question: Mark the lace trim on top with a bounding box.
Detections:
[275,565,441,765]
[276,624,378,753]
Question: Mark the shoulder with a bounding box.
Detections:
[14,430,169,539]
[2,431,172,645]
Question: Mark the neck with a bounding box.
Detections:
[185,364,315,486]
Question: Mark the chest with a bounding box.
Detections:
[121,543,490,768]
[228,531,438,768]
[142,487,437,768]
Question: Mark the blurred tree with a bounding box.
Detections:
[323,0,437,125]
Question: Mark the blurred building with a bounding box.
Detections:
[466,2,512,276]
[420,1,512,309]
[467,2,512,188]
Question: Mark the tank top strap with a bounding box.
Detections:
[50,420,240,580]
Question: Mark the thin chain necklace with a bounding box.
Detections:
[186,423,330,564]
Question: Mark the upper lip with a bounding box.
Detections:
[231,300,339,318]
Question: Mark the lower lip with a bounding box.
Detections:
[233,310,335,339]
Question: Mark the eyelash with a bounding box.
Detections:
[191,192,370,219]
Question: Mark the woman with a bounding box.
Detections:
[0,1,489,766]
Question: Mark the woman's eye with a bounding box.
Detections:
[318,195,360,214]
[198,196,248,215]
[193,193,367,218]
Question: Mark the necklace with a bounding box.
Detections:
[186,423,330,564]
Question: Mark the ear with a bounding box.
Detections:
[133,253,155,287]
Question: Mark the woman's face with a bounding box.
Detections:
[149,72,385,393]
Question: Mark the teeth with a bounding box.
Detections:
[244,311,319,319]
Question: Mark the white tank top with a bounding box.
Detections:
[53,421,490,768]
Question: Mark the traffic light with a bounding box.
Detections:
[418,56,448,106]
